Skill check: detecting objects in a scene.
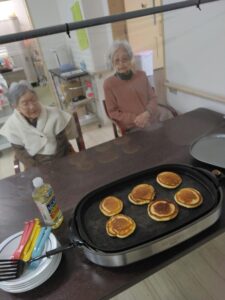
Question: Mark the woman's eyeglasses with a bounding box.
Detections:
[18,98,39,109]
[113,57,130,66]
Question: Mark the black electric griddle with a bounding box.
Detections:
[72,164,221,254]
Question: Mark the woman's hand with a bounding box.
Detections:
[134,111,150,128]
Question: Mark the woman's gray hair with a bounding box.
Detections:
[8,80,36,106]
[107,40,133,69]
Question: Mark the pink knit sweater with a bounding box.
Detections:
[103,70,158,129]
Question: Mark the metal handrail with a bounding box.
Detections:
[165,81,225,104]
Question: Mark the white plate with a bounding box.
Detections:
[0,246,61,289]
[0,253,62,293]
[0,231,56,285]
[0,231,62,292]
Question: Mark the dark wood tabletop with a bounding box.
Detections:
[1,108,225,300]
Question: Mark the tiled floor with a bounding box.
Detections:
[81,122,115,148]
[112,232,225,300]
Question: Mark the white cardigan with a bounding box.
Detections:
[0,105,75,156]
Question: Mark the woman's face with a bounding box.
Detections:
[17,91,42,120]
[112,47,132,74]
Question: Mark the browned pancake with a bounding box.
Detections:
[148,200,179,221]
[106,214,136,238]
[174,188,203,208]
[99,196,123,216]
[156,171,182,189]
[128,184,155,205]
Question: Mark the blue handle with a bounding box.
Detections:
[36,227,51,255]
[30,227,51,268]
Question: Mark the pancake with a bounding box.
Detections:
[99,196,123,216]
[174,188,203,208]
[106,214,136,238]
[128,184,155,205]
[148,200,179,221]
[156,171,182,189]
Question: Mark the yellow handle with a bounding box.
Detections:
[21,218,41,262]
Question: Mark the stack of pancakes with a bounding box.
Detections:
[128,184,155,205]
[175,188,203,208]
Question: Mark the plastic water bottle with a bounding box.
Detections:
[32,177,64,229]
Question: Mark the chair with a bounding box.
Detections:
[13,110,85,174]
[14,156,21,175]
[158,103,178,118]
[103,100,178,138]
[72,109,86,151]
[103,100,126,138]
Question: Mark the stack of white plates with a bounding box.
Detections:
[0,231,62,293]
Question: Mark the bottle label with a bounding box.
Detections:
[35,201,54,225]
[35,196,61,225]
[47,196,60,220]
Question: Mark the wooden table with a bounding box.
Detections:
[1,108,225,300]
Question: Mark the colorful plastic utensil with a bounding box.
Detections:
[32,227,46,255]
[0,243,74,281]
[10,220,34,260]
[21,219,41,262]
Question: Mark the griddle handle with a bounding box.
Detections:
[44,243,75,257]
[68,218,84,247]
[195,167,224,186]
[211,169,225,183]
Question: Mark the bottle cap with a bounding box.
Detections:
[32,177,44,188]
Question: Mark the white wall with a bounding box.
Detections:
[26,0,112,72]
[26,0,72,69]
[0,0,38,82]
[54,0,94,71]
[163,0,225,114]
[81,0,113,71]
[54,0,112,72]
[12,0,30,31]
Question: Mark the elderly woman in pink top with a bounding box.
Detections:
[104,40,167,131]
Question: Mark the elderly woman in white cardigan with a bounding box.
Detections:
[0,80,78,169]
